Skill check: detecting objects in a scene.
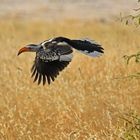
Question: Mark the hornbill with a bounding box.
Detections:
[18,36,104,85]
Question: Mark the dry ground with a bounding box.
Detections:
[0,19,140,140]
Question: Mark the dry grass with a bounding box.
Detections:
[0,19,140,140]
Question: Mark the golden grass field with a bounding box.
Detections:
[0,19,140,140]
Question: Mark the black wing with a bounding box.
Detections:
[52,37,104,57]
[31,57,70,85]
[71,39,104,53]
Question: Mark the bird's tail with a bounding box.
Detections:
[70,39,104,57]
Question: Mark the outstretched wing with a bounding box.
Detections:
[70,39,104,57]
[52,37,104,57]
[31,58,70,85]
[31,41,73,85]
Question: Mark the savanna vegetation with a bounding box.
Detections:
[0,19,139,139]
[121,0,140,81]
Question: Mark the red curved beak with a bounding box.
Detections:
[17,47,30,56]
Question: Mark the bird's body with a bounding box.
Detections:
[18,36,104,85]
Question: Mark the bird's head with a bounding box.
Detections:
[18,44,40,56]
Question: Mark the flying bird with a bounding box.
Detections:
[18,36,104,85]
